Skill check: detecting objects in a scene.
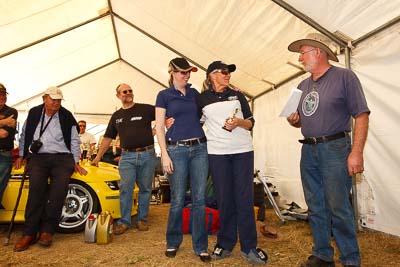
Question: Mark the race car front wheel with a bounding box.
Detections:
[56,180,99,233]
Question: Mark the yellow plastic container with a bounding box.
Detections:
[96,211,114,245]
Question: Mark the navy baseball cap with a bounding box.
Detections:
[206,61,236,76]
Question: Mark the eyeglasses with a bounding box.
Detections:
[212,69,230,75]
[174,71,190,75]
[120,89,133,94]
[299,48,317,55]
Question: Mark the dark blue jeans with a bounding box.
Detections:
[166,142,208,255]
[118,148,156,226]
[208,151,257,254]
[0,151,12,207]
[300,136,360,266]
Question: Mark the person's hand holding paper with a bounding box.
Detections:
[279,88,302,117]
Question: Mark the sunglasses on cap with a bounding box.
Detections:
[120,89,133,94]
[212,69,230,75]
[174,70,191,75]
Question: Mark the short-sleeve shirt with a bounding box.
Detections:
[155,84,205,141]
[197,87,254,155]
[104,103,155,149]
[79,132,96,147]
[0,105,18,150]
[297,66,370,137]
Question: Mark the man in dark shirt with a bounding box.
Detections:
[92,83,156,235]
[0,83,18,210]
[287,33,369,267]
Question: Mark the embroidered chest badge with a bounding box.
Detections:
[302,91,319,117]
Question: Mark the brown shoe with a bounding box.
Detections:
[301,255,335,267]
[14,235,36,252]
[114,224,129,235]
[38,232,53,247]
[136,221,149,231]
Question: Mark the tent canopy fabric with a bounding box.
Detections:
[1,0,399,236]
[2,0,398,115]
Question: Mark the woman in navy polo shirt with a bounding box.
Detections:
[155,58,210,263]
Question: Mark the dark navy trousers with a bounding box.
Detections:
[24,153,75,236]
[208,151,257,253]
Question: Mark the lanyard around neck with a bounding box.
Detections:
[39,108,55,139]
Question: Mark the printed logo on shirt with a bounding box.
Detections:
[116,118,123,124]
[228,96,238,101]
[130,116,143,121]
[302,91,319,117]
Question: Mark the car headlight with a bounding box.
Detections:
[105,181,120,190]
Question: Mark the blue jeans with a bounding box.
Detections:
[118,148,156,227]
[166,142,208,255]
[300,136,360,266]
[0,151,12,208]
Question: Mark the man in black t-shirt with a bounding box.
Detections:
[92,83,156,235]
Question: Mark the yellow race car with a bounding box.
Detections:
[0,161,138,233]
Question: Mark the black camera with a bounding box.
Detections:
[30,139,43,153]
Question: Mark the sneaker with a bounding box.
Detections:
[211,244,232,260]
[301,255,335,267]
[136,221,149,231]
[240,248,268,265]
[114,223,129,235]
[199,252,211,263]
[165,248,177,258]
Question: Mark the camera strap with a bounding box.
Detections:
[38,109,54,140]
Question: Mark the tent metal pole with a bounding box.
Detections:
[345,47,361,230]
[108,0,122,59]
[353,16,400,46]
[271,0,347,48]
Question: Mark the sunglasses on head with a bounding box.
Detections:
[174,70,190,75]
[212,69,230,75]
[121,89,133,94]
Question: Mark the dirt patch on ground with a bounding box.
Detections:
[1,205,399,266]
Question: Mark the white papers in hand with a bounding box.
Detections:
[279,88,303,117]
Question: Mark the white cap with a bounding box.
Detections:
[44,86,64,100]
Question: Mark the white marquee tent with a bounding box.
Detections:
[1,0,399,237]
